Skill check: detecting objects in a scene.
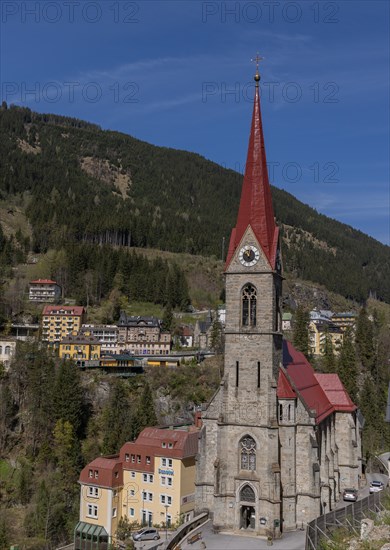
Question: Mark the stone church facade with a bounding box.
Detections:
[194,68,362,537]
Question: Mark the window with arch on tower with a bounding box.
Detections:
[242,284,257,327]
[240,436,256,471]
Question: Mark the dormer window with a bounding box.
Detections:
[89,469,93,478]
[125,453,129,462]
[162,442,166,448]
[94,470,99,479]
[168,443,173,449]
[137,455,141,463]
[146,456,151,464]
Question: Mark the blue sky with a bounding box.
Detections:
[1,0,389,244]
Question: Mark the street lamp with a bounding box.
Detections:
[164,504,170,541]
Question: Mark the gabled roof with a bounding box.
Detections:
[42,305,85,316]
[277,368,296,399]
[60,333,100,345]
[314,374,357,412]
[79,455,123,488]
[134,427,199,459]
[30,279,58,285]
[280,341,356,423]
[118,312,161,327]
[225,76,278,269]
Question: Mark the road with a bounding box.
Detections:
[336,471,388,510]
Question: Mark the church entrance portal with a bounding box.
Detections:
[239,485,256,530]
[240,505,255,529]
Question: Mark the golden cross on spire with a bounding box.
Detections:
[251,52,264,72]
[251,53,263,84]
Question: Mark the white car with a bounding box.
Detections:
[369,480,384,493]
[343,488,358,501]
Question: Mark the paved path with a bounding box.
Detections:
[179,521,306,550]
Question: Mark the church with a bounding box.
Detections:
[194,65,363,537]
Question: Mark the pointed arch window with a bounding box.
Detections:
[240,484,255,502]
[242,284,257,327]
[240,436,256,471]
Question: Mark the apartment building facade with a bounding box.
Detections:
[29,279,62,302]
[78,427,198,542]
[59,332,101,361]
[117,313,171,355]
[41,305,86,346]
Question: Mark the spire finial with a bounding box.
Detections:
[251,52,263,85]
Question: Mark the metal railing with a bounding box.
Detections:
[306,490,389,549]
[165,512,209,550]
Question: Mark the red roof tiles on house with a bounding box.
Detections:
[42,305,85,316]
[119,427,199,472]
[79,456,123,488]
[30,279,58,284]
[225,78,279,269]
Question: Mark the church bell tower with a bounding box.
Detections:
[195,59,283,537]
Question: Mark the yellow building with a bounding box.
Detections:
[41,305,86,345]
[59,332,101,361]
[331,312,357,332]
[78,426,199,544]
[309,320,343,356]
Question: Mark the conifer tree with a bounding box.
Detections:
[162,304,173,332]
[102,380,133,454]
[53,419,79,498]
[53,360,85,437]
[0,516,9,550]
[322,327,335,372]
[135,382,158,433]
[293,306,310,358]
[337,328,358,402]
[355,307,375,371]
[210,315,224,354]
[17,459,33,505]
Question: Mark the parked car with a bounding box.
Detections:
[132,528,160,541]
[369,480,385,493]
[343,488,358,502]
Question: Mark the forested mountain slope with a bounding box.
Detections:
[0,104,389,303]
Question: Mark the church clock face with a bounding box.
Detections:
[239,245,260,267]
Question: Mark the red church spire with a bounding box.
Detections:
[225,59,279,269]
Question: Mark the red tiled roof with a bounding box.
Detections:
[79,456,123,488]
[225,79,278,269]
[277,368,296,399]
[30,279,58,284]
[120,427,199,471]
[43,305,85,316]
[281,341,356,424]
[135,427,199,458]
[314,374,357,413]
